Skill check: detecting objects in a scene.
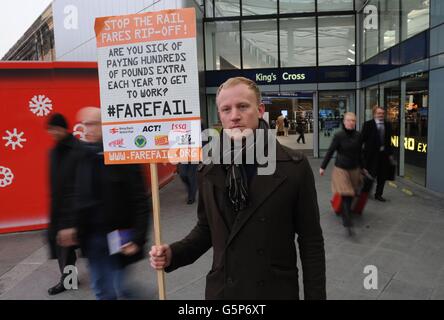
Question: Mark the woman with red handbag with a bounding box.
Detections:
[319,112,363,236]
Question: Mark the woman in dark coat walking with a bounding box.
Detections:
[319,112,363,235]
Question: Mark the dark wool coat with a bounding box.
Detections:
[47,134,79,259]
[165,142,326,300]
[321,129,363,170]
[361,119,394,178]
[59,142,151,266]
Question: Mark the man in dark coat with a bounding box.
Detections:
[150,77,326,300]
[57,107,151,300]
[361,106,394,202]
[46,113,79,295]
[296,118,306,144]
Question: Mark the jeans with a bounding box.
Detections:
[85,233,127,300]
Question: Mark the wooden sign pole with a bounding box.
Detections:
[150,163,166,300]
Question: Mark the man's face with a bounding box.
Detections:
[374,108,385,121]
[83,120,102,143]
[216,83,265,139]
[47,126,68,142]
[343,114,356,130]
[77,108,102,143]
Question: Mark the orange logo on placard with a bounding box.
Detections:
[155,135,169,146]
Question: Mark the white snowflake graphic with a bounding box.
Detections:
[3,129,27,150]
[0,166,14,187]
[29,94,53,116]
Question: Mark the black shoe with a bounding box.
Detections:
[187,199,195,205]
[346,227,355,236]
[48,282,66,295]
[375,195,387,202]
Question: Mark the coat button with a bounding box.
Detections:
[259,216,266,222]
[227,277,233,285]
[257,280,265,286]
[257,249,264,255]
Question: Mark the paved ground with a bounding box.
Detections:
[276,133,314,152]
[0,157,443,300]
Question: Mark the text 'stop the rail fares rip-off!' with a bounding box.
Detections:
[95,8,201,164]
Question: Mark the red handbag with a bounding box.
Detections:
[331,193,342,215]
[353,192,368,215]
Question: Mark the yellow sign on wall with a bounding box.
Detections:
[391,136,427,153]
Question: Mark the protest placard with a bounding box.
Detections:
[95,8,202,300]
[95,8,201,165]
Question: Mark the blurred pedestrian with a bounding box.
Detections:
[296,119,306,144]
[270,119,276,129]
[319,112,363,236]
[46,113,79,295]
[276,115,285,136]
[57,107,151,300]
[361,106,394,202]
[284,116,289,136]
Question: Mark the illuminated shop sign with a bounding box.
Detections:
[243,68,316,85]
[249,70,314,85]
[255,72,277,83]
[282,72,306,81]
[391,136,427,153]
[204,66,355,87]
[255,72,307,83]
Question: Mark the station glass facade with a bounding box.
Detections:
[201,0,442,190]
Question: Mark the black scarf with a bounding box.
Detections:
[222,119,270,213]
[342,123,356,136]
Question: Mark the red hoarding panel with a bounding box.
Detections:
[0,62,175,234]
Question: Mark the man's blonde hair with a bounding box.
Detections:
[344,112,356,120]
[77,106,101,123]
[216,77,262,105]
[372,105,384,115]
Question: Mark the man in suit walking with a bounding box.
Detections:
[149,77,326,300]
[361,106,394,202]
